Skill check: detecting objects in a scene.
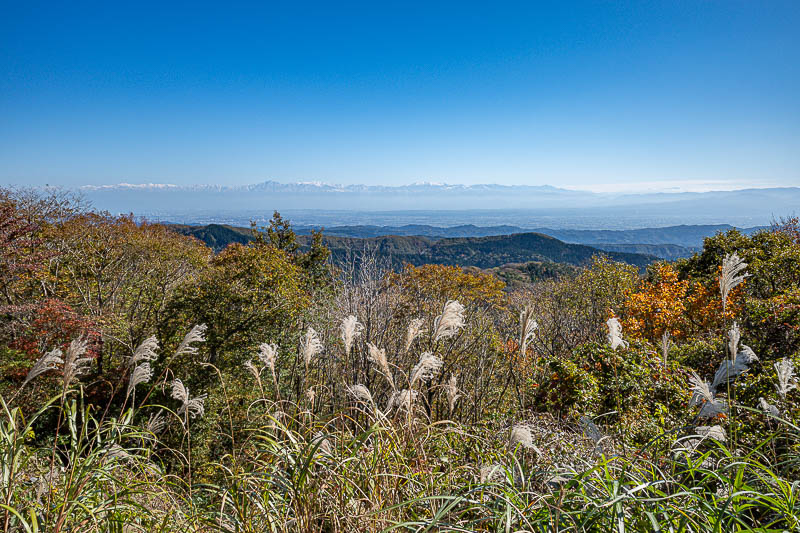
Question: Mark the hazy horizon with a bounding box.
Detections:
[12,178,798,195]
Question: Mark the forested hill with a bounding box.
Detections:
[168,223,656,268]
[292,222,762,248]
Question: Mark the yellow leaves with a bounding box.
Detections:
[388,263,506,317]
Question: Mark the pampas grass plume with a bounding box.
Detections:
[410,351,443,387]
[126,362,153,399]
[130,336,159,365]
[340,315,363,357]
[22,348,63,388]
[775,358,797,400]
[404,318,426,352]
[367,342,395,390]
[720,253,748,313]
[445,375,460,413]
[62,338,92,392]
[301,327,323,369]
[606,318,628,350]
[519,307,537,356]
[175,324,207,358]
[433,300,465,342]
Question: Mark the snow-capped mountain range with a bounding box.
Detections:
[79,180,570,194]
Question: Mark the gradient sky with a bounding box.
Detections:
[1,1,799,191]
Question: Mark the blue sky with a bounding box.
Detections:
[1,1,798,191]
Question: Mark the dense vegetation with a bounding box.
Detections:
[1,187,799,532]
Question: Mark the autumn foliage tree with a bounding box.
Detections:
[624,263,689,343]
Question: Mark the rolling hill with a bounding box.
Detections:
[168,223,656,269]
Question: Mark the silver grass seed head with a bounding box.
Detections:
[244,359,260,380]
[312,432,333,457]
[661,330,671,364]
[346,383,374,405]
[759,397,780,418]
[606,317,628,350]
[509,424,534,449]
[171,378,207,419]
[301,327,323,368]
[22,348,64,388]
[697,425,727,442]
[697,398,728,419]
[130,336,159,365]
[445,375,461,413]
[404,317,426,352]
[689,371,715,406]
[711,345,758,390]
[774,358,797,400]
[727,322,740,359]
[146,410,167,434]
[720,252,748,305]
[181,395,206,419]
[433,300,466,342]
[62,338,92,389]
[685,425,727,451]
[480,463,505,483]
[387,389,418,413]
[257,342,278,371]
[126,362,153,399]
[519,307,538,354]
[175,324,207,358]
[410,352,443,387]
[340,315,363,356]
[171,379,189,404]
[367,342,395,390]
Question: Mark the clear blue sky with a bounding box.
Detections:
[1,1,798,191]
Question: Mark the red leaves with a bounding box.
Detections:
[11,298,101,358]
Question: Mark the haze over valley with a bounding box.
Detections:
[77,180,799,230]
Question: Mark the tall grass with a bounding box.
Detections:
[3,254,799,531]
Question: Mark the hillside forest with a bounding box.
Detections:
[1,186,799,531]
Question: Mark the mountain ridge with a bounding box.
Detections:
[167,223,657,269]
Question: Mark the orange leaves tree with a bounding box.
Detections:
[624,263,690,343]
[624,259,747,344]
